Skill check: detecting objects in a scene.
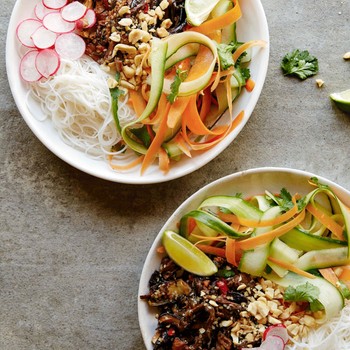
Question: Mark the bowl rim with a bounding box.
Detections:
[137,166,350,348]
[6,0,270,184]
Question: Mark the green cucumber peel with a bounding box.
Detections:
[121,38,168,155]
[304,180,350,257]
[295,247,350,270]
[239,206,282,277]
[179,209,251,239]
[198,195,263,221]
[162,32,218,96]
[280,228,347,251]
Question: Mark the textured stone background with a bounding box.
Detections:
[1,0,350,349]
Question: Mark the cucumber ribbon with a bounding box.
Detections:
[121,32,219,155]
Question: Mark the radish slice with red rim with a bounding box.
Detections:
[242,335,285,350]
[260,335,285,350]
[31,26,57,49]
[42,0,68,10]
[242,325,288,350]
[16,18,42,48]
[263,324,289,345]
[42,12,76,33]
[81,8,96,28]
[20,50,42,82]
[35,49,61,78]
[34,1,58,20]
[61,1,87,22]
[55,32,86,60]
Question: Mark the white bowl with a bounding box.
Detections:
[138,167,350,349]
[6,0,269,184]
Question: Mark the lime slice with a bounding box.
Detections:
[185,0,221,27]
[162,230,218,276]
[330,89,350,113]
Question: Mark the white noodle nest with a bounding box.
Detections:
[28,56,135,160]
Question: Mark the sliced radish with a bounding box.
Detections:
[31,26,57,49]
[80,8,96,29]
[34,1,58,20]
[16,18,42,47]
[61,1,87,22]
[42,0,68,10]
[55,32,86,60]
[20,50,42,82]
[263,324,289,345]
[242,325,288,350]
[260,335,285,350]
[42,12,76,33]
[35,49,61,78]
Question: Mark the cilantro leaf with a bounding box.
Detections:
[240,67,251,81]
[284,282,324,311]
[281,49,319,80]
[217,42,237,70]
[167,69,188,104]
[309,177,330,190]
[279,188,294,211]
[216,42,248,71]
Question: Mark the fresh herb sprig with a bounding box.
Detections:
[167,69,188,103]
[281,49,319,80]
[284,282,324,312]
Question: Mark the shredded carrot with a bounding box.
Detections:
[177,57,192,71]
[319,268,339,286]
[188,217,197,233]
[196,244,226,258]
[235,209,306,250]
[144,93,168,125]
[199,87,212,121]
[191,234,226,242]
[141,102,171,174]
[182,110,244,151]
[141,83,150,101]
[109,155,144,170]
[225,76,233,117]
[306,203,344,240]
[232,40,266,64]
[225,238,237,266]
[190,0,241,35]
[182,95,224,135]
[128,89,147,117]
[185,45,215,82]
[338,265,350,282]
[219,196,299,228]
[245,78,255,92]
[167,96,191,129]
[207,30,222,43]
[267,256,316,279]
[158,147,170,173]
[173,133,192,158]
[146,124,155,142]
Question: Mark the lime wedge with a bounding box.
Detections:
[162,230,218,276]
[330,89,350,113]
[185,0,221,27]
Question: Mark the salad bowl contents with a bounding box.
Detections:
[7,0,269,184]
[138,168,350,349]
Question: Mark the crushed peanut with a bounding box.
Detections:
[316,78,324,87]
[80,0,176,89]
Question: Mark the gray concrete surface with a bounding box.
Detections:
[1,1,350,349]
